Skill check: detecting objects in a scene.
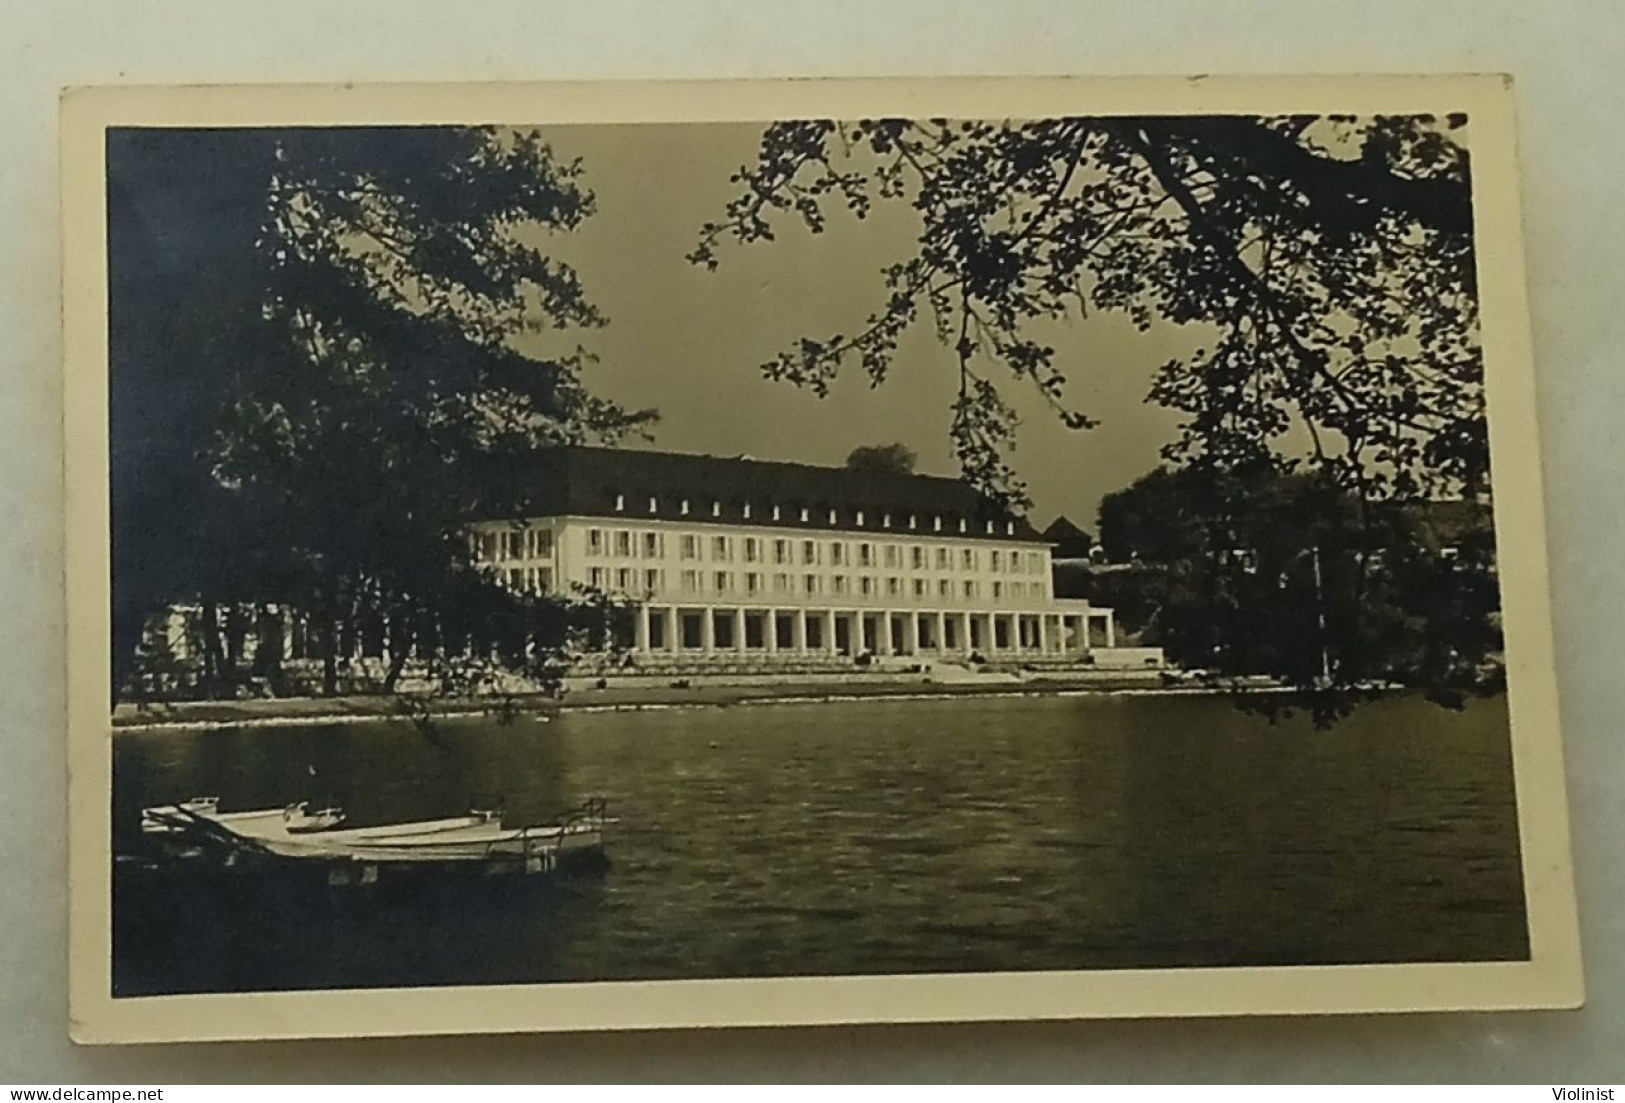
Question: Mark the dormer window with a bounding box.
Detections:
[824,508,833,524]
[985,520,994,534]
[907,514,917,530]
[958,519,967,534]
[933,515,943,532]
[711,500,721,517]
[772,505,782,521]
[680,499,690,516]
[613,493,626,512]
[648,496,658,513]
[882,513,892,529]
[743,503,752,519]
[856,510,865,527]
[1005,521,1014,535]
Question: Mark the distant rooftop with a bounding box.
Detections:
[476,445,1046,541]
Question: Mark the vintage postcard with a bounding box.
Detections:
[63,76,1582,1044]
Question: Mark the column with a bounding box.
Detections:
[634,604,651,653]
[1103,609,1116,649]
[855,612,869,654]
[732,607,747,654]
[903,612,919,655]
[1008,613,1023,655]
[793,609,809,652]
[1074,613,1090,655]
[701,605,716,653]
[1037,613,1050,653]
[959,612,974,655]
[982,612,997,654]
[823,609,838,655]
[878,611,894,655]
[935,611,948,653]
[764,608,778,654]
[665,606,680,653]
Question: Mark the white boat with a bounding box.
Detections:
[138,797,607,874]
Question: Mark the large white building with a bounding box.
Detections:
[468,446,1137,664]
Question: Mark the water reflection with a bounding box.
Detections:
[112,693,1529,995]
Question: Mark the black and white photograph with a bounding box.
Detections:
[62,77,1580,1042]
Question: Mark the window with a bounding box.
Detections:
[772,505,782,520]
[911,546,925,569]
[986,520,995,534]
[937,578,951,597]
[744,537,761,563]
[1031,579,1047,599]
[832,575,849,595]
[912,578,926,597]
[746,571,762,594]
[830,542,847,566]
[802,539,819,565]
[589,567,606,589]
[992,581,1004,599]
[773,538,790,564]
[714,571,732,593]
[991,550,1003,572]
[961,548,976,571]
[680,499,690,515]
[908,514,917,530]
[825,508,835,524]
[616,567,634,591]
[743,502,752,519]
[963,580,977,598]
[887,577,902,596]
[1029,552,1044,573]
[958,519,968,534]
[612,530,631,556]
[645,568,663,592]
[856,510,866,526]
[504,531,524,560]
[710,500,721,517]
[883,545,900,568]
[804,574,821,595]
[774,572,792,593]
[528,529,553,558]
[679,570,698,593]
[933,515,943,532]
[882,512,892,529]
[614,493,625,512]
[507,568,524,589]
[1009,551,1022,575]
[935,547,949,570]
[681,534,699,560]
[859,543,875,567]
[643,532,662,558]
[712,535,731,561]
[648,496,658,513]
[538,567,555,593]
[588,528,605,556]
[860,576,875,596]
[477,532,498,561]
[801,506,813,523]
[1006,521,1015,536]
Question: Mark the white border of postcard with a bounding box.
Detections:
[63,75,1582,1044]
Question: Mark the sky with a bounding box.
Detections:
[516,121,1207,533]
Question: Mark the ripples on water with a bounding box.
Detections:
[111,693,1529,995]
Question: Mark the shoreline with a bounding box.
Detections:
[110,673,1286,734]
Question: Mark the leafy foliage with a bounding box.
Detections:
[690,114,1482,511]
[109,127,654,703]
[844,442,919,476]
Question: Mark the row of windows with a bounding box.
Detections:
[581,567,1048,601]
[477,529,554,563]
[586,528,1045,574]
[608,492,1019,537]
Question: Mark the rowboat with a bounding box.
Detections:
[137,797,609,881]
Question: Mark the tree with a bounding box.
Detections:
[689,113,1490,718]
[1088,464,1501,724]
[844,442,918,476]
[109,127,654,703]
[689,114,1480,509]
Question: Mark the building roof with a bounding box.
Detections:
[1041,515,1094,558]
[477,445,1046,542]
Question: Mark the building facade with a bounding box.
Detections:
[469,447,1127,662]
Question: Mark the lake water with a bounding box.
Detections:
[111,692,1529,996]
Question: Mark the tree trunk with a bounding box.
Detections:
[199,599,228,699]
